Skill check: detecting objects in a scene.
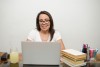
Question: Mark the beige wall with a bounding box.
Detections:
[0,0,100,53]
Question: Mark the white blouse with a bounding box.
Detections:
[27,29,62,42]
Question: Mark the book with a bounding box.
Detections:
[62,56,84,64]
[60,57,86,67]
[61,49,86,61]
[62,53,85,61]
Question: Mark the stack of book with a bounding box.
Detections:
[61,49,86,65]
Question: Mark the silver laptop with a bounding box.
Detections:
[21,42,61,67]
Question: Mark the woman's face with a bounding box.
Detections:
[39,14,50,32]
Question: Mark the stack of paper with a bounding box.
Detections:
[61,49,86,64]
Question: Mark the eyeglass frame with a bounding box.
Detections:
[39,19,50,24]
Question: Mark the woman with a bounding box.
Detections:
[27,11,65,50]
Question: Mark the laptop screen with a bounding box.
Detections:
[21,42,61,66]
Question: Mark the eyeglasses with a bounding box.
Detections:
[39,19,50,24]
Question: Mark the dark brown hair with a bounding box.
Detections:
[36,11,55,41]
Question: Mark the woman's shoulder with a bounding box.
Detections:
[29,28,39,34]
[54,30,62,37]
[30,28,38,32]
[54,30,61,34]
[53,30,62,41]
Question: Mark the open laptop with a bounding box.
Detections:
[21,42,61,67]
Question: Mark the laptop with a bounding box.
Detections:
[21,42,61,67]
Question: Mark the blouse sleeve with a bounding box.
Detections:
[55,31,62,41]
[27,29,36,41]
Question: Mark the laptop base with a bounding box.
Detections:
[23,64,59,67]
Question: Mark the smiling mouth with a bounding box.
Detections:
[42,25,48,28]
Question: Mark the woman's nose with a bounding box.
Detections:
[42,22,46,24]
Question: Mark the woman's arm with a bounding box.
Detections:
[26,39,32,42]
[57,39,65,50]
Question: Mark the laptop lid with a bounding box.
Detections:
[21,42,60,65]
